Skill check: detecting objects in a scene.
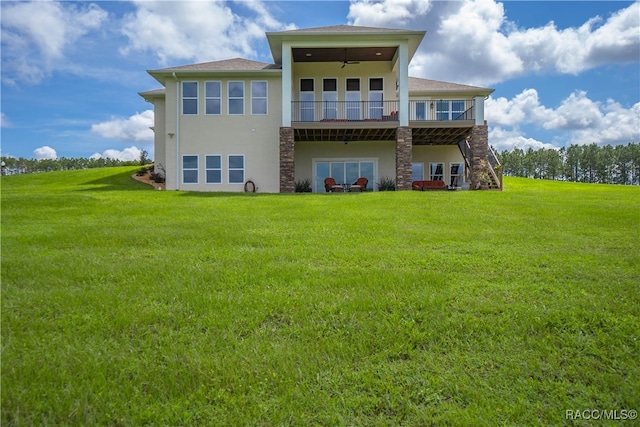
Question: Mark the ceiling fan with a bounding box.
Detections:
[341,49,360,68]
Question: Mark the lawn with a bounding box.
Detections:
[2,167,639,426]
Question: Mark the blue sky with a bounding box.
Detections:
[1,0,638,160]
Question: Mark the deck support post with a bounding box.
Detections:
[396,127,413,191]
[470,123,489,189]
[280,127,295,193]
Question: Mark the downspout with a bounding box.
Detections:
[173,72,180,190]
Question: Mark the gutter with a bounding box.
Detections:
[173,72,180,190]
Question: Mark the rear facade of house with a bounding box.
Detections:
[140,25,501,193]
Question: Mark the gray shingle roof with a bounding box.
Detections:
[150,58,280,73]
[276,25,418,34]
[409,77,494,95]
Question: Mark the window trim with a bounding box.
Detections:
[205,155,222,184]
[251,81,268,115]
[182,154,199,184]
[205,81,222,115]
[228,154,245,184]
[228,81,245,115]
[182,81,198,115]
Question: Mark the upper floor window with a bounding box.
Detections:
[182,82,198,115]
[228,81,244,115]
[300,79,315,121]
[205,81,221,115]
[323,78,337,120]
[251,81,267,115]
[369,78,383,119]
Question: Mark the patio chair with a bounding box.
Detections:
[324,177,343,192]
[350,177,368,192]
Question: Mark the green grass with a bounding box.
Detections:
[2,167,639,426]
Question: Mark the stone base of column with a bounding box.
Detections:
[470,124,489,190]
[279,127,295,193]
[396,127,413,191]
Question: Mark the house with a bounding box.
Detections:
[139,25,501,192]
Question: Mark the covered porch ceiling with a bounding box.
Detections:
[293,123,474,145]
[291,47,397,63]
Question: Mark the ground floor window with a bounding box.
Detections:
[412,162,424,181]
[228,155,245,184]
[206,155,222,184]
[450,162,464,186]
[314,159,375,192]
[430,162,444,181]
[183,155,198,184]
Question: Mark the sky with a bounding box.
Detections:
[1,0,639,161]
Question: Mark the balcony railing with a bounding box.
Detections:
[291,101,399,122]
[291,99,475,123]
[408,99,474,121]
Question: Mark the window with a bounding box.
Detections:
[452,100,466,120]
[300,78,315,121]
[228,155,244,184]
[206,155,222,184]
[251,81,267,115]
[414,101,426,120]
[323,78,337,120]
[346,78,360,120]
[182,82,198,115]
[228,81,244,115]
[430,162,444,181]
[436,100,449,120]
[412,163,424,182]
[369,78,383,119]
[205,81,221,115]
[450,162,464,187]
[183,155,198,184]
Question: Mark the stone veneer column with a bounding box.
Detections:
[279,127,295,193]
[396,127,413,191]
[470,124,488,189]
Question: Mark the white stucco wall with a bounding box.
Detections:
[164,75,282,192]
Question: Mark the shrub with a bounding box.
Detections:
[377,176,396,191]
[136,166,150,176]
[295,179,312,192]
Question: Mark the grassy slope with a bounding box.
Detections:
[2,168,639,425]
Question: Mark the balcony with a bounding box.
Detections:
[291,99,477,144]
[291,99,474,123]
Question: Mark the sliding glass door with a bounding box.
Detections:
[314,160,376,192]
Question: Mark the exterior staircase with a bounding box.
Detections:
[458,139,502,190]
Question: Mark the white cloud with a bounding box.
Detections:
[91,110,154,142]
[1,1,107,85]
[348,0,433,27]
[120,0,295,65]
[33,146,58,160]
[91,146,143,162]
[486,89,640,150]
[349,0,640,86]
[489,126,554,152]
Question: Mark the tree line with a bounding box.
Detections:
[1,151,151,175]
[496,142,640,185]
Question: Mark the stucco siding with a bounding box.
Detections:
[165,76,282,192]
